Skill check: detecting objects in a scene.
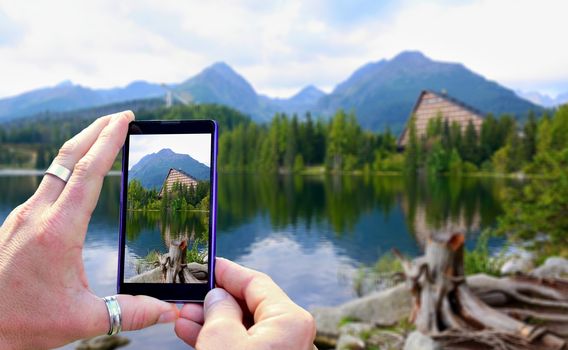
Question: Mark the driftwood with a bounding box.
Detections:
[394,233,568,350]
[128,239,208,284]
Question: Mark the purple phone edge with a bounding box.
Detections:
[116,120,219,300]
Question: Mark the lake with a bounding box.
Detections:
[0,173,512,349]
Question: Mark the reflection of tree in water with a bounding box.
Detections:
[218,174,509,239]
[0,174,510,245]
[126,210,208,252]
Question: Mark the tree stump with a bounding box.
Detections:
[395,233,568,350]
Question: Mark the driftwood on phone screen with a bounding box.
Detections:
[394,233,568,350]
[128,239,208,284]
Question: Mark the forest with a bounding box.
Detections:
[127,179,210,212]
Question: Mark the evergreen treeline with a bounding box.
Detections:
[0,101,562,177]
[128,179,210,211]
[404,112,540,174]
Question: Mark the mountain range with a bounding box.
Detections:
[129,148,210,190]
[0,51,544,132]
[516,90,568,108]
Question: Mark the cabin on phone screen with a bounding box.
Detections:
[398,90,484,148]
[158,168,198,198]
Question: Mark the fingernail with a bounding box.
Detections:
[204,288,229,313]
[158,310,178,324]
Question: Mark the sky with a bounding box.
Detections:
[128,133,211,170]
[0,0,567,99]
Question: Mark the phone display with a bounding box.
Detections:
[118,120,217,302]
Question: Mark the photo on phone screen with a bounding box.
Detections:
[123,129,213,286]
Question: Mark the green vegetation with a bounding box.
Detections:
[464,231,504,276]
[492,106,568,257]
[127,179,210,211]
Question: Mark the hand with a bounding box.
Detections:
[175,258,316,350]
[0,111,179,350]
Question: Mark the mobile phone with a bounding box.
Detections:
[118,120,217,302]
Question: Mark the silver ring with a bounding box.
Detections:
[44,163,72,183]
[102,295,122,335]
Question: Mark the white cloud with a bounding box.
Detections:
[0,0,566,99]
[129,133,212,170]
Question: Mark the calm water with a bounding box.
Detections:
[0,174,511,349]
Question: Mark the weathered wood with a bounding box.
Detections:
[396,232,568,350]
[128,239,207,284]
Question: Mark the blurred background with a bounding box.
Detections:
[0,0,567,349]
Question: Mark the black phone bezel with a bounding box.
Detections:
[117,120,217,302]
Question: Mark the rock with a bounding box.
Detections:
[127,266,163,283]
[531,257,568,278]
[403,331,441,350]
[339,322,374,336]
[336,334,365,350]
[367,330,405,350]
[500,252,534,275]
[313,307,343,340]
[337,283,412,326]
[312,284,411,344]
[76,335,130,350]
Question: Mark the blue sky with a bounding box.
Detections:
[0,0,566,98]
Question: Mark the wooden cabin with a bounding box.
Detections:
[159,168,198,198]
[398,90,484,148]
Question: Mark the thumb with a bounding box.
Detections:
[82,294,178,339]
[117,295,179,331]
[200,288,247,344]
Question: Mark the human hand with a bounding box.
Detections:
[175,258,316,350]
[0,111,178,350]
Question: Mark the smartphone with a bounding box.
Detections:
[118,120,217,302]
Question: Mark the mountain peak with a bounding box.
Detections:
[156,148,175,155]
[391,50,430,64]
[294,85,324,98]
[56,80,74,88]
[208,61,236,75]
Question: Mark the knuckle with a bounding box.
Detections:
[125,302,151,331]
[56,138,78,161]
[73,156,93,178]
[7,201,34,228]
[298,309,316,339]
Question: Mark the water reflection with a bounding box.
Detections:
[0,173,513,350]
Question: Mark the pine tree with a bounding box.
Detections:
[461,120,479,165]
[404,115,420,173]
[522,111,538,163]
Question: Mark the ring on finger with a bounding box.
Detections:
[102,295,122,335]
[44,163,72,183]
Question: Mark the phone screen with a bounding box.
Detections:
[118,120,217,301]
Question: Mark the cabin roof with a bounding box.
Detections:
[158,168,198,196]
[397,90,485,147]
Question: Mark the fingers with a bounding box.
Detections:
[213,258,317,349]
[84,294,178,339]
[194,288,247,348]
[175,317,202,348]
[180,303,204,324]
[117,295,178,332]
[51,111,133,232]
[175,303,204,347]
[34,114,114,204]
[214,258,292,318]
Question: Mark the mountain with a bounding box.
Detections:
[0,80,165,121]
[317,51,542,132]
[0,51,544,130]
[129,148,210,190]
[516,90,568,108]
[260,85,325,116]
[174,62,266,120]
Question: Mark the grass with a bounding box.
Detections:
[464,230,504,276]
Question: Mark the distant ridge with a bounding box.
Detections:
[0,51,543,131]
[129,148,210,190]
